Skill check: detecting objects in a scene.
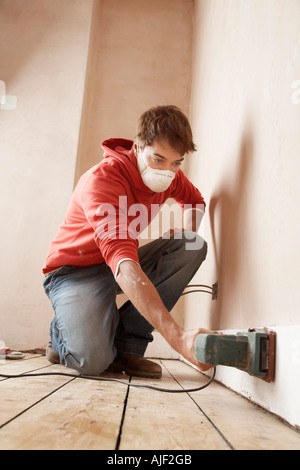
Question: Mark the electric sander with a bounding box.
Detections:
[194,328,276,382]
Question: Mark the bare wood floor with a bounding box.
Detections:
[0,354,299,450]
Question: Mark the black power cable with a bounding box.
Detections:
[0,367,216,393]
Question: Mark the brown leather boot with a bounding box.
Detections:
[46,341,60,364]
[106,352,162,378]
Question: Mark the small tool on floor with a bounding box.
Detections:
[194,328,276,382]
[0,348,24,360]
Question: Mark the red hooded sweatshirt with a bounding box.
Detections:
[42,138,205,276]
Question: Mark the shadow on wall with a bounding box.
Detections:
[209,123,255,329]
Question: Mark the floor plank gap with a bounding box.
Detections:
[115,376,131,451]
[162,361,235,450]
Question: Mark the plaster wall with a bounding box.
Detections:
[186,0,300,427]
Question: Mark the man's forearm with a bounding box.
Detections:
[115,260,184,353]
[115,259,218,371]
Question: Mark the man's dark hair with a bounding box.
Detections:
[136,105,196,156]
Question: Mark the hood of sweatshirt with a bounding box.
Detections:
[101,138,135,163]
[101,138,145,191]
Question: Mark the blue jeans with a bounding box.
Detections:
[43,232,207,375]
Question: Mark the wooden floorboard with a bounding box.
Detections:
[0,354,50,381]
[119,360,229,450]
[0,365,75,428]
[0,355,299,450]
[163,360,300,450]
[0,356,128,450]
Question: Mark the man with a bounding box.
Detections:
[43,105,216,378]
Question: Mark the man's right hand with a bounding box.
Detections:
[179,328,219,371]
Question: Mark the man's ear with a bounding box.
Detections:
[133,141,140,156]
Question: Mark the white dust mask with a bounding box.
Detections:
[137,152,176,193]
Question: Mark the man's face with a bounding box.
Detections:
[136,140,185,174]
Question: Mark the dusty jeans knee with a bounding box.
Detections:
[44,264,120,375]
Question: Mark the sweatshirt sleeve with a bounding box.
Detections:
[80,163,140,276]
